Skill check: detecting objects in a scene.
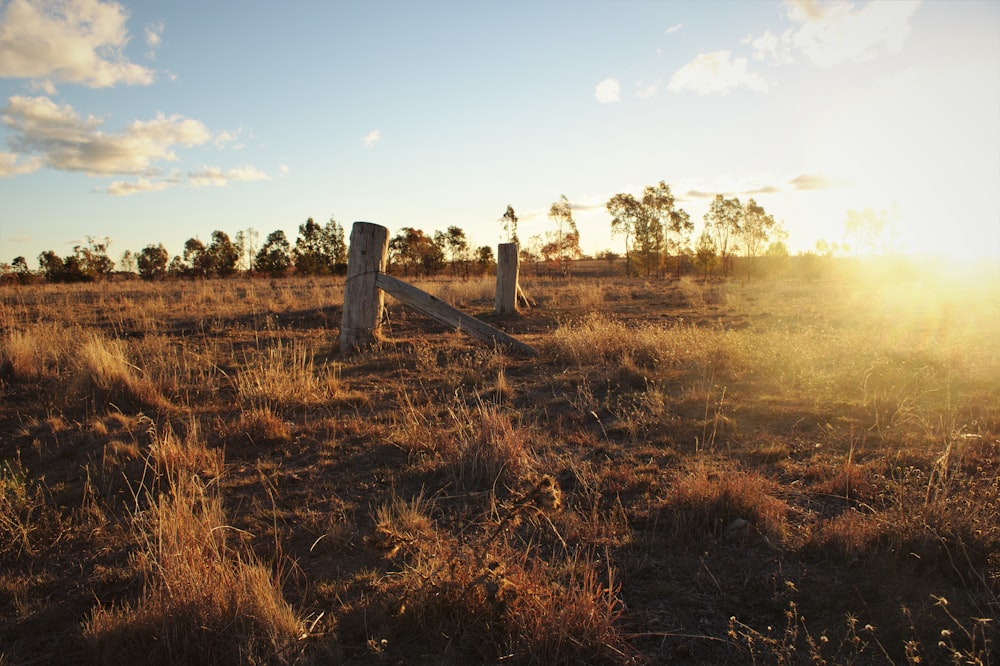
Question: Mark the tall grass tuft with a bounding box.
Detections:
[83,435,301,665]
[448,399,536,490]
[660,461,789,543]
[0,323,76,379]
[234,339,340,411]
[72,333,172,414]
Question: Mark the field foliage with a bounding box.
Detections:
[0,263,997,664]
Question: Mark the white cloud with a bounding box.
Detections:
[3,95,211,175]
[750,30,795,64]
[594,78,621,103]
[0,150,42,177]
[636,81,660,99]
[363,129,381,146]
[668,51,770,95]
[145,21,164,59]
[0,0,154,87]
[666,23,683,34]
[785,0,920,67]
[214,126,251,149]
[28,78,58,95]
[105,178,170,196]
[188,165,270,188]
[789,173,849,190]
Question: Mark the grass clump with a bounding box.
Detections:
[71,333,173,414]
[659,461,790,544]
[234,339,340,411]
[84,441,301,665]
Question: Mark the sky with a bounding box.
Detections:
[1,0,999,266]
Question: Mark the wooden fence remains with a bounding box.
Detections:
[339,222,538,357]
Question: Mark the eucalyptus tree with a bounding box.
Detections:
[501,205,520,245]
[547,194,582,274]
[12,256,30,283]
[207,230,240,277]
[443,225,470,276]
[326,217,348,271]
[606,192,642,276]
[36,237,114,283]
[137,244,169,280]
[389,227,445,277]
[740,199,776,260]
[694,229,718,279]
[183,238,211,277]
[294,218,329,275]
[642,181,692,277]
[234,227,259,272]
[254,230,292,276]
[704,194,742,277]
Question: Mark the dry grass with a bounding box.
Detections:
[234,339,341,411]
[75,334,173,414]
[1,265,997,664]
[83,430,301,666]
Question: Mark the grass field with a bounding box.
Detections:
[1,262,997,664]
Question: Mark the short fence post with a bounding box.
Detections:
[339,222,389,352]
[495,242,519,315]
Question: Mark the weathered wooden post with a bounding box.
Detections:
[339,222,389,352]
[340,221,538,357]
[495,242,519,315]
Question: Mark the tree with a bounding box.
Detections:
[76,236,115,280]
[389,227,444,277]
[608,182,692,278]
[168,255,186,277]
[326,217,348,273]
[234,227,259,272]
[520,236,543,276]
[642,180,694,276]
[501,205,519,245]
[423,235,446,276]
[137,244,169,280]
[738,198,776,278]
[694,229,718,279]
[843,207,897,255]
[475,245,495,274]
[37,238,114,282]
[293,218,330,276]
[704,194,742,276]
[206,230,240,277]
[183,238,211,277]
[254,230,292,276]
[119,250,137,275]
[547,194,582,274]
[634,184,666,276]
[12,256,31,284]
[606,192,642,277]
[740,199,776,260]
[442,225,470,276]
[38,251,65,282]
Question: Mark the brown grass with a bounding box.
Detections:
[83,431,301,666]
[1,263,997,664]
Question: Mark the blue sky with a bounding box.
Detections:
[1,0,998,266]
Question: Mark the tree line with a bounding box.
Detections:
[606,182,786,279]
[2,185,799,285]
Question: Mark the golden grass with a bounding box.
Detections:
[71,333,174,414]
[1,266,997,664]
[233,339,341,411]
[83,431,301,666]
